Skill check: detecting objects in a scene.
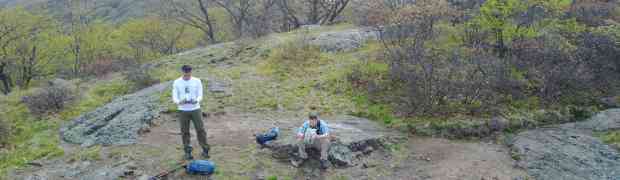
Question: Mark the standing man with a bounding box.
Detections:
[291,112,331,169]
[172,65,210,160]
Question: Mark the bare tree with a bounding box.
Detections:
[275,0,301,30]
[167,0,217,43]
[247,0,278,37]
[0,14,20,94]
[317,0,350,24]
[275,0,350,26]
[214,0,255,38]
[64,0,97,78]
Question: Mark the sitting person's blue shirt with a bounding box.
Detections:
[297,119,330,135]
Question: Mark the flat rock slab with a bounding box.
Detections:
[206,78,230,93]
[310,29,379,53]
[264,115,404,167]
[60,82,171,147]
[510,109,620,180]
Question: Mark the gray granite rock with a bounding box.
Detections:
[311,29,379,53]
[60,82,171,147]
[509,109,620,180]
[264,115,403,167]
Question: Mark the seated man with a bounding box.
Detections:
[291,112,331,169]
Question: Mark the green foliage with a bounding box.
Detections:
[159,86,176,113]
[267,176,278,180]
[473,0,536,44]
[124,69,161,92]
[0,77,132,177]
[597,131,620,148]
[60,79,129,120]
[0,7,70,87]
[117,17,202,62]
[0,124,64,177]
[351,95,396,125]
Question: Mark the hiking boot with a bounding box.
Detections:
[201,149,210,159]
[320,160,330,169]
[184,146,194,160]
[291,158,305,168]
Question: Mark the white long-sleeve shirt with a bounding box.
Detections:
[172,76,203,111]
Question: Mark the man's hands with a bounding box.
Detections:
[296,133,304,140]
[180,99,198,105]
[297,133,326,140]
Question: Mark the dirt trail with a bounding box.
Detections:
[12,110,527,180]
[142,112,527,180]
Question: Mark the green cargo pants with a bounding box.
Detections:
[179,109,210,151]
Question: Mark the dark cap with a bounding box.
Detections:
[181,65,192,73]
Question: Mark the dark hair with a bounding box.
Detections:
[181,65,192,73]
[309,111,319,119]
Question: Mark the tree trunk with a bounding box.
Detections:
[197,0,217,43]
[309,0,320,24]
[0,62,10,95]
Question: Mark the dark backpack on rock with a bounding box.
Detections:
[256,127,279,145]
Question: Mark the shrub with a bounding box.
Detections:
[21,80,76,117]
[124,68,160,92]
[82,58,135,78]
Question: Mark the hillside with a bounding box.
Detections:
[3,26,522,180]
[0,0,158,23]
[1,0,620,179]
[3,25,618,180]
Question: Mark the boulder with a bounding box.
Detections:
[509,109,620,180]
[263,115,403,167]
[60,82,171,147]
[310,28,379,53]
[488,116,509,132]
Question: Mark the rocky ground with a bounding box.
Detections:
[13,111,529,180]
[509,109,620,180]
[8,26,620,180]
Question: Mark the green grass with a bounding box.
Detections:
[351,94,397,125]
[0,77,132,178]
[68,145,102,162]
[597,131,620,148]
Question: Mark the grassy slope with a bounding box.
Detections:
[0,24,373,179]
[151,24,400,179]
[1,23,615,179]
[0,76,130,177]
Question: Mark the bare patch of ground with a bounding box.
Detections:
[12,111,527,180]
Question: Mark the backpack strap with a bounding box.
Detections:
[316,120,322,135]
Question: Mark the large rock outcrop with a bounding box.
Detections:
[310,28,379,53]
[263,115,404,167]
[509,109,620,180]
[60,82,171,147]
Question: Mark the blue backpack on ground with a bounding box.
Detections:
[186,160,216,175]
[256,127,279,145]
